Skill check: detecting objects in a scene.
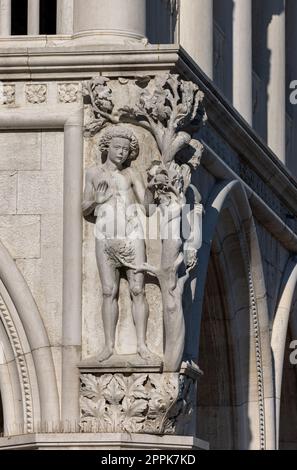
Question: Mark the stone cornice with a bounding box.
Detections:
[0,43,180,79]
[0,43,297,232]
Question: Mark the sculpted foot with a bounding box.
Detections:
[97,346,114,362]
[138,344,154,361]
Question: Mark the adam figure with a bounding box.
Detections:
[82,126,153,362]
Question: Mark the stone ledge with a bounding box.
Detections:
[0,433,209,450]
[78,353,163,374]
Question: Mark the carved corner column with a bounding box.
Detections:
[0,0,11,36]
[73,0,146,44]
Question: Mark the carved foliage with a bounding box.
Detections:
[84,74,206,164]
[121,73,206,164]
[83,77,115,136]
[80,372,194,434]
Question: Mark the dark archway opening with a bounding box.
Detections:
[279,327,297,449]
[197,206,253,449]
[11,0,57,35]
[11,0,28,35]
[40,0,57,35]
[197,255,236,449]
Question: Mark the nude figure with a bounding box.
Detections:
[82,126,153,362]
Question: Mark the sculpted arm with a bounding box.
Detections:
[82,168,97,218]
[130,169,155,216]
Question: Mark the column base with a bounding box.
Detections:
[0,433,209,450]
[72,30,148,46]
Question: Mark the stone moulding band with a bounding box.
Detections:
[0,294,33,434]
[71,30,146,41]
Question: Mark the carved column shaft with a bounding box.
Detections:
[27,0,40,35]
[56,0,74,35]
[287,0,297,174]
[61,115,84,426]
[233,0,252,124]
[267,0,286,162]
[179,0,213,79]
[73,0,146,43]
[0,0,11,36]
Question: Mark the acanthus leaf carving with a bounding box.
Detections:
[80,372,195,435]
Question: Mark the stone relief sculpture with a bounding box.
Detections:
[80,73,205,435]
[82,126,154,362]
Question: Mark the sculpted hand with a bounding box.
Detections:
[95,181,111,204]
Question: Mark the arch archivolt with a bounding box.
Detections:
[197,179,274,449]
[0,241,60,436]
[0,281,37,434]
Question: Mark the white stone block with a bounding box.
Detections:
[41,131,64,171]
[16,215,63,345]
[0,132,41,171]
[0,171,17,214]
[17,171,63,215]
[0,215,40,258]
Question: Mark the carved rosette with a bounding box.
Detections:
[80,371,196,435]
[26,84,47,104]
[58,83,80,103]
[0,84,15,105]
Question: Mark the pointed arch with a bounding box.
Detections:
[0,241,60,435]
[189,179,275,449]
[271,256,297,447]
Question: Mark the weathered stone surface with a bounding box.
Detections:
[0,171,17,214]
[41,131,64,171]
[0,215,40,259]
[0,132,41,171]
[17,171,63,215]
[16,215,63,345]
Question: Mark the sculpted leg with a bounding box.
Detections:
[96,241,120,362]
[127,268,152,360]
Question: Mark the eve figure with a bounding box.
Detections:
[82,126,153,362]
